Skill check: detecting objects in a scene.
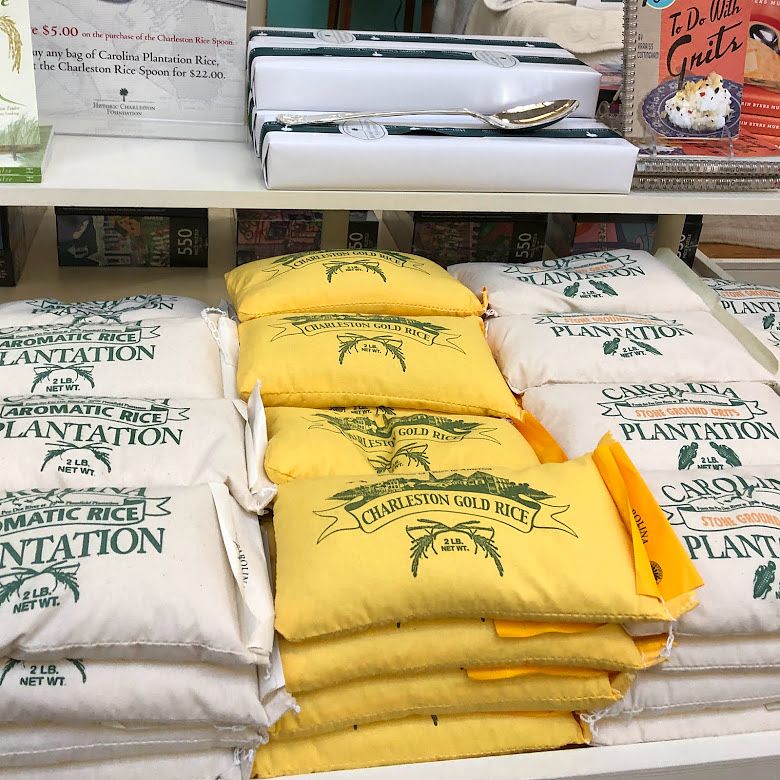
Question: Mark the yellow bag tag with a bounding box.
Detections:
[495,620,602,638]
[225,250,484,321]
[512,411,568,464]
[253,711,587,778]
[592,434,704,610]
[466,666,606,681]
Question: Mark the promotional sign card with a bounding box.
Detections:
[28,0,247,140]
[0,0,39,148]
[622,0,750,140]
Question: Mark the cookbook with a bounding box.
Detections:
[622,0,750,140]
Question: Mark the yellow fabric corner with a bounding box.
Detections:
[633,635,671,668]
[254,711,587,777]
[236,313,521,420]
[494,620,603,638]
[225,250,484,321]
[592,434,704,609]
[273,457,676,642]
[513,410,568,464]
[279,621,648,695]
[271,668,611,740]
[264,407,552,484]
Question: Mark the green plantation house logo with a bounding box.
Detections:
[597,383,775,470]
[660,475,780,582]
[0,658,87,689]
[0,323,159,393]
[502,251,644,295]
[315,471,574,577]
[0,488,170,616]
[534,313,693,358]
[0,397,189,477]
[26,295,184,323]
[310,408,499,474]
[259,250,428,283]
[272,314,464,373]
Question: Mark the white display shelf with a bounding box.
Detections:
[1,134,780,213]
[285,731,780,780]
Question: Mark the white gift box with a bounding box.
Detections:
[251,112,638,194]
[248,32,600,118]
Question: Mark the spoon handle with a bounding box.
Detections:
[276,108,471,126]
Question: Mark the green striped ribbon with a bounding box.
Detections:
[248,46,587,69]
[255,120,622,149]
[248,29,563,50]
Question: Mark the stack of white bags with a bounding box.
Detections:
[0,296,287,780]
[450,250,780,744]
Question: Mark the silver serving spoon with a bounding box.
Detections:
[276,99,579,131]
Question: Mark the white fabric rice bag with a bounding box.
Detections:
[0,723,262,769]
[640,468,780,637]
[0,749,252,780]
[596,669,780,718]
[0,395,274,513]
[487,311,777,392]
[0,484,274,666]
[0,658,273,727]
[662,634,780,672]
[521,381,780,470]
[707,278,780,363]
[0,313,238,399]
[449,250,709,315]
[0,296,207,326]
[589,703,780,745]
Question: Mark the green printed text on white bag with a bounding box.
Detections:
[0,484,273,665]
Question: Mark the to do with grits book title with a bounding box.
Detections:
[625,0,750,140]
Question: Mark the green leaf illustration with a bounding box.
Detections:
[590,280,618,296]
[368,454,393,475]
[67,659,87,684]
[0,575,25,607]
[677,442,699,470]
[73,366,95,389]
[377,406,396,417]
[338,335,361,365]
[30,366,57,392]
[629,339,663,356]
[603,337,620,355]
[469,529,504,577]
[709,441,742,467]
[391,443,431,473]
[40,445,68,472]
[364,262,387,282]
[563,282,580,298]
[764,314,776,331]
[0,658,21,686]
[43,562,80,603]
[377,337,407,372]
[90,447,112,473]
[409,531,437,578]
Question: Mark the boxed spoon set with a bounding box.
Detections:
[245,28,638,193]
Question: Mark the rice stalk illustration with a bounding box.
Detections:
[0,16,21,74]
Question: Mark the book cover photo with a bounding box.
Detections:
[624,0,751,140]
[745,0,780,89]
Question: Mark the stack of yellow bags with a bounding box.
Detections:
[226,250,703,777]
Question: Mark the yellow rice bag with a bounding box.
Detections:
[263,405,564,484]
[225,250,484,321]
[253,711,588,777]
[272,668,623,740]
[236,313,521,420]
[273,436,702,641]
[279,621,650,694]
